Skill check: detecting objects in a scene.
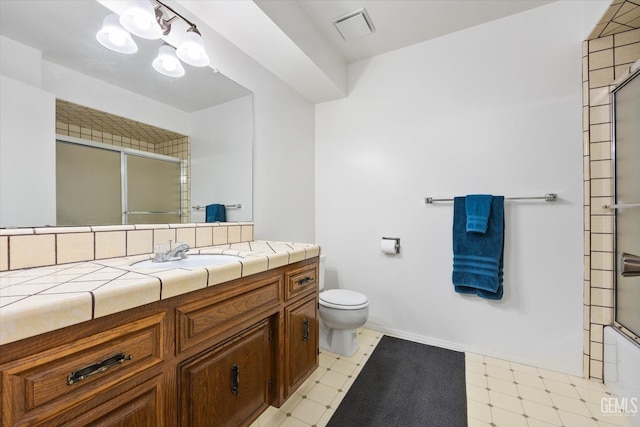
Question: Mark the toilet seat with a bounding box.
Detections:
[319,289,369,310]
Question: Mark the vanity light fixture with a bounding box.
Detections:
[119,0,163,39]
[96,0,210,78]
[96,14,138,54]
[152,44,185,77]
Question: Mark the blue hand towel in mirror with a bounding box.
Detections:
[452,196,505,300]
[206,204,227,222]
[465,194,493,233]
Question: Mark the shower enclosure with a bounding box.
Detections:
[612,68,640,338]
[56,138,182,226]
[605,66,640,427]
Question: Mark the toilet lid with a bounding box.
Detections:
[320,289,369,309]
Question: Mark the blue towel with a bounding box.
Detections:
[465,194,493,233]
[452,195,504,300]
[205,204,226,222]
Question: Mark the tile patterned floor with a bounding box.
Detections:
[251,328,637,427]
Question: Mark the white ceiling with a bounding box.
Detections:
[293,0,557,64]
[1,0,558,107]
[180,0,558,102]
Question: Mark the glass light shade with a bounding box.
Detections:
[96,14,137,54]
[152,45,185,77]
[119,0,162,39]
[176,30,209,67]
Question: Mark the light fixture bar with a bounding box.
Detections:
[155,0,209,66]
[155,0,198,32]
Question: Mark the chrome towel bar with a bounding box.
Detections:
[192,204,242,210]
[124,211,181,215]
[425,193,558,204]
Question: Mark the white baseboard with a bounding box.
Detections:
[364,321,582,377]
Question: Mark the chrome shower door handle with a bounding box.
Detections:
[621,252,640,277]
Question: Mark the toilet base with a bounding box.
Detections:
[319,322,360,356]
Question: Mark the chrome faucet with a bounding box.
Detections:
[153,242,190,262]
[167,242,190,259]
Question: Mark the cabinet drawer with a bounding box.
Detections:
[284,262,318,301]
[26,374,165,427]
[176,274,281,354]
[1,312,165,424]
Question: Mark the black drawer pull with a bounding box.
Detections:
[231,363,240,396]
[297,277,314,286]
[302,318,310,342]
[67,353,132,385]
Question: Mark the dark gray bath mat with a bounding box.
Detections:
[327,335,467,427]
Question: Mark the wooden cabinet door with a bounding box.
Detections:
[285,296,318,396]
[178,319,271,427]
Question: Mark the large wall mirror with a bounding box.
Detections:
[0,0,253,227]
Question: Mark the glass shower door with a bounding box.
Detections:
[125,154,181,224]
[613,69,640,337]
[56,141,122,225]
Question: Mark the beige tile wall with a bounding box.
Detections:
[0,223,254,272]
[583,26,640,379]
[155,136,191,219]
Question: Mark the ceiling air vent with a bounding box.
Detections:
[333,8,375,41]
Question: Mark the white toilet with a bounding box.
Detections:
[318,255,369,356]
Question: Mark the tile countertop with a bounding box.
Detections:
[0,241,320,346]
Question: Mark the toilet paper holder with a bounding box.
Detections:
[381,237,400,254]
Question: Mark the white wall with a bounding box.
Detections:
[316,1,585,375]
[0,75,56,227]
[191,95,253,222]
[251,82,315,242]
[0,37,56,227]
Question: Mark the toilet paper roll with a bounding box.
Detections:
[381,238,399,254]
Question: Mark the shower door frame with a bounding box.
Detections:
[610,67,640,342]
[56,134,185,225]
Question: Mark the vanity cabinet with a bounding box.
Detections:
[0,257,318,426]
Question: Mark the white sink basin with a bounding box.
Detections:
[131,254,243,269]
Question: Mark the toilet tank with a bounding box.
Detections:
[319,254,326,292]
